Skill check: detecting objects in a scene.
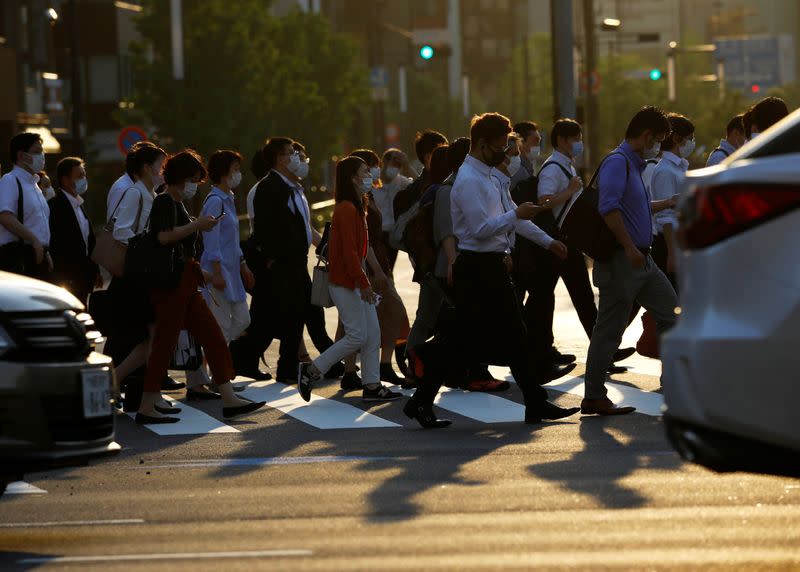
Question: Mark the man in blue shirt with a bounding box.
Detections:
[583,106,679,416]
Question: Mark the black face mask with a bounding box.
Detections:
[482,143,507,167]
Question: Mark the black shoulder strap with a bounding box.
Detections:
[537,160,573,180]
[15,177,24,225]
[645,158,659,165]
[586,151,629,192]
[713,147,731,158]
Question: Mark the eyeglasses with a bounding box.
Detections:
[290,151,310,163]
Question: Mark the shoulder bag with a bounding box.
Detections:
[91,188,142,277]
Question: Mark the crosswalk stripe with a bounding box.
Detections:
[4,481,47,495]
[127,395,239,436]
[239,381,401,429]
[488,366,664,417]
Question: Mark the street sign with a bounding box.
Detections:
[117,126,147,156]
[714,35,795,94]
[578,70,601,95]
[369,66,389,89]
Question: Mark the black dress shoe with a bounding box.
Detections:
[135,413,180,425]
[540,362,577,384]
[607,364,628,375]
[155,404,182,415]
[324,362,346,379]
[550,347,577,365]
[394,342,410,377]
[234,369,272,381]
[162,376,186,391]
[380,363,406,385]
[403,399,452,429]
[525,401,581,424]
[186,388,221,401]
[613,347,636,362]
[223,400,267,419]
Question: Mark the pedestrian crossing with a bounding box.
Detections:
[124,369,664,436]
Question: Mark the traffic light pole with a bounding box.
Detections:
[550,0,576,121]
[582,0,599,171]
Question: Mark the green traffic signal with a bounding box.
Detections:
[420,45,435,60]
[649,68,663,81]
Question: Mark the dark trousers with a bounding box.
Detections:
[305,303,334,353]
[651,233,678,292]
[413,251,548,409]
[230,258,310,379]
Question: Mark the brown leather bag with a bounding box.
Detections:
[636,311,660,359]
[91,188,142,277]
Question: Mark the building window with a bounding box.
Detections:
[88,56,119,103]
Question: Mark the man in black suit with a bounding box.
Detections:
[231,137,314,382]
[48,157,98,306]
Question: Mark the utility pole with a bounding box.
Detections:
[582,0,598,170]
[367,0,386,151]
[550,0,576,121]
[68,0,83,157]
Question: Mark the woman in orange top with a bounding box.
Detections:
[298,156,402,403]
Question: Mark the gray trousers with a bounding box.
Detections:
[406,280,445,350]
[584,249,678,400]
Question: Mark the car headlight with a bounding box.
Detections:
[0,325,16,359]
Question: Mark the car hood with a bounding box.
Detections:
[0,271,83,313]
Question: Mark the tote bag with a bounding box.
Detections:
[92,188,142,277]
[310,257,334,308]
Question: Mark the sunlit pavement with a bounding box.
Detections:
[1,255,798,571]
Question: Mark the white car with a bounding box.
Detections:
[662,108,800,477]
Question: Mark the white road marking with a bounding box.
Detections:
[433,387,525,423]
[0,519,144,528]
[137,455,392,469]
[240,381,401,429]
[17,549,312,564]
[127,394,239,436]
[4,481,46,495]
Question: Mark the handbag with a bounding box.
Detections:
[169,330,204,371]
[124,197,184,289]
[310,255,334,308]
[92,188,142,277]
[636,311,660,358]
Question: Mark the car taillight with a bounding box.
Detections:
[678,184,800,250]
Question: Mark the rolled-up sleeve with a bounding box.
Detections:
[597,155,628,216]
[201,196,224,263]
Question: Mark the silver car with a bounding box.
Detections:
[0,272,119,493]
[662,108,800,476]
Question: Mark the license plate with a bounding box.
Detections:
[81,369,112,419]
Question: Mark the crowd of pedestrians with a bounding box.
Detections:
[0,95,790,428]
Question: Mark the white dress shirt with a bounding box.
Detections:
[63,190,91,254]
[107,173,134,221]
[0,166,51,247]
[650,151,685,234]
[112,180,154,244]
[706,138,736,167]
[451,155,553,254]
[246,177,265,235]
[275,170,312,248]
[537,150,578,220]
[373,174,412,231]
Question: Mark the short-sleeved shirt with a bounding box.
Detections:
[0,166,51,247]
[537,150,578,220]
[706,139,736,167]
[107,173,134,221]
[149,193,196,261]
[650,151,685,234]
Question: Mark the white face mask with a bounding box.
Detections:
[41,186,55,200]
[355,176,373,194]
[182,181,198,200]
[74,178,88,195]
[287,154,308,178]
[506,155,522,177]
[370,166,381,181]
[28,152,46,173]
[229,171,242,189]
[571,141,584,158]
[295,161,309,180]
[678,139,695,159]
[527,147,540,162]
[644,141,661,160]
[384,166,399,181]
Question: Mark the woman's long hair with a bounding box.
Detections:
[429,144,451,185]
[334,156,367,213]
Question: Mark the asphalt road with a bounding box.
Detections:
[1,255,798,571]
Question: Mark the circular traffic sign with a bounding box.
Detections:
[117,126,148,156]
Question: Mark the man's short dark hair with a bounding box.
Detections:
[10,132,42,166]
[750,96,789,132]
[470,113,513,146]
[447,137,471,174]
[56,157,84,189]
[662,113,695,151]
[625,106,670,139]
[414,130,448,163]
[163,149,207,185]
[208,150,243,185]
[550,118,582,149]
[262,137,294,170]
[742,110,753,138]
[128,140,157,155]
[292,141,307,155]
[726,113,744,136]
[513,121,540,141]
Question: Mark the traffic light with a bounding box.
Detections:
[751,84,761,94]
[419,45,435,60]
[649,68,663,81]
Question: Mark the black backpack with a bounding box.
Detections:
[511,161,574,238]
[559,152,630,261]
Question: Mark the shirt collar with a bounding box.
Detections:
[619,141,646,170]
[551,150,573,167]
[662,151,682,166]
[463,155,493,177]
[12,165,38,185]
[210,186,234,202]
[491,168,511,185]
[62,188,84,208]
[274,169,302,191]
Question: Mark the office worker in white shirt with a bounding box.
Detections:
[0,132,52,278]
[403,113,580,429]
[650,113,694,289]
[509,120,542,191]
[107,140,159,221]
[706,114,746,167]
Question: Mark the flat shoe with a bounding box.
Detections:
[186,388,221,401]
[155,404,182,414]
[161,376,186,391]
[223,400,267,419]
[135,413,180,425]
